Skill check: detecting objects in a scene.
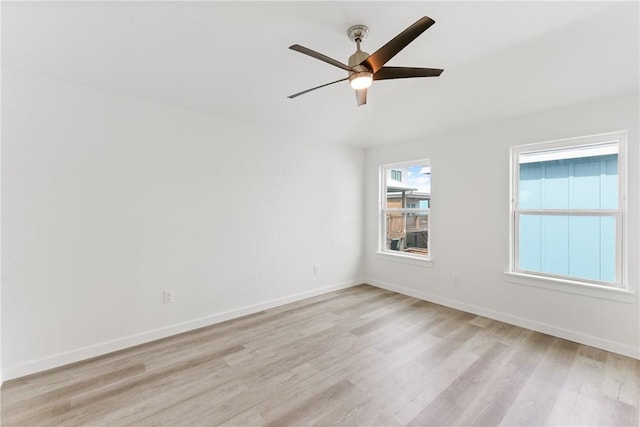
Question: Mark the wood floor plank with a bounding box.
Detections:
[1,284,638,426]
[499,338,581,426]
[461,331,555,426]
[602,352,640,407]
[545,345,640,427]
[407,341,510,426]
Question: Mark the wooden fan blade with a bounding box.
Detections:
[374,66,443,80]
[362,17,435,73]
[289,44,354,72]
[355,88,367,106]
[287,77,349,99]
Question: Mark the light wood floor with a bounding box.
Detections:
[2,285,639,426]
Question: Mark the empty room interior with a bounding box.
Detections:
[1,1,639,426]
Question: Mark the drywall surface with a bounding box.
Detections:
[364,92,640,358]
[1,70,364,379]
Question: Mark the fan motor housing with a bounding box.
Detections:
[348,50,370,67]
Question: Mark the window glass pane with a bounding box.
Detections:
[542,162,570,209]
[519,147,618,210]
[601,157,618,209]
[519,163,542,209]
[385,164,430,208]
[386,212,429,255]
[540,215,569,276]
[518,214,616,283]
[518,214,541,271]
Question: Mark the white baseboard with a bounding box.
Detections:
[366,278,639,360]
[3,279,362,381]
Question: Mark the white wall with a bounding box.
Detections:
[364,91,640,358]
[1,70,364,380]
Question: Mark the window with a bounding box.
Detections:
[380,161,431,259]
[511,132,626,288]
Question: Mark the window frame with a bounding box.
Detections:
[509,131,628,290]
[378,159,432,265]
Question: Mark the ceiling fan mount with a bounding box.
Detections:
[347,25,369,43]
[288,17,444,106]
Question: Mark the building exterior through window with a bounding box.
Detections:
[381,162,431,258]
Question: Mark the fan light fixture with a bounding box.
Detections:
[349,71,373,89]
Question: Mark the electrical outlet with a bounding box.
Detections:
[453,275,461,285]
[163,290,175,304]
[313,265,320,275]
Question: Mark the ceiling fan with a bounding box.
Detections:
[288,16,443,106]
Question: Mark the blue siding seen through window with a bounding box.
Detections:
[518,154,618,283]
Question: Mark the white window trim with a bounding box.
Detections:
[375,251,434,267]
[504,272,635,303]
[508,131,630,297]
[379,159,432,265]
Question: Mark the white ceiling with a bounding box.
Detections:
[2,1,638,147]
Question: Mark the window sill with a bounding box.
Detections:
[375,251,433,268]
[504,272,636,303]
